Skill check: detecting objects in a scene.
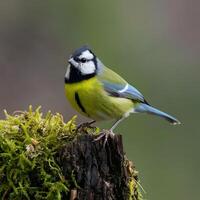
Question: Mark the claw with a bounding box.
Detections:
[94,129,115,147]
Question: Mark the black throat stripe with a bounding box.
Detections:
[65,65,96,83]
[74,92,87,114]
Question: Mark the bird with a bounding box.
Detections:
[64,46,180,141]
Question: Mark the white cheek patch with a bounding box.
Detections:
[80,61,96,75]
[79,50,94,60]
[65,65,71,79]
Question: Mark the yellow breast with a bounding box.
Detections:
[65,77,134,121]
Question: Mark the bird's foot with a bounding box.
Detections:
[94,129,115,147]
[76,120,96,132]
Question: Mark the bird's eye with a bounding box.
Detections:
[80,58,87,63]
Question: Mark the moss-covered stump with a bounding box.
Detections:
[0,107,143,200]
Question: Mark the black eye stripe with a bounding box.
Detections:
[80,58,87,63]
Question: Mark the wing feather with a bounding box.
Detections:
[98,66,146,103]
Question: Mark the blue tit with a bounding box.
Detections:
[64,46,180,133]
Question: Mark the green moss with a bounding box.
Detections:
[0,106,77,199]
[0,106,143,200]
[125,159,144,200]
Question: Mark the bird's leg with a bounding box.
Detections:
[94,117,124,146]
[110,117,125,132]
[76,120,96,131]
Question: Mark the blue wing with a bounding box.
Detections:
[97,65,147,103]
[102,80,147,103]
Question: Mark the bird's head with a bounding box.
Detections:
[65,46,102,83]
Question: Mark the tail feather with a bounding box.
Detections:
[134,103,181,125]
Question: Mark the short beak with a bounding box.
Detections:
[68,57,79,68]
[68,58,73,64]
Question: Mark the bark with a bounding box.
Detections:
[59,132,141,200]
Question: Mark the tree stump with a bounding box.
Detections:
[59,132,141,200]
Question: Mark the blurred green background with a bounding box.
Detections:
[0,0,199,199]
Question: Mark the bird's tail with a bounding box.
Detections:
[134,103,181,125]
